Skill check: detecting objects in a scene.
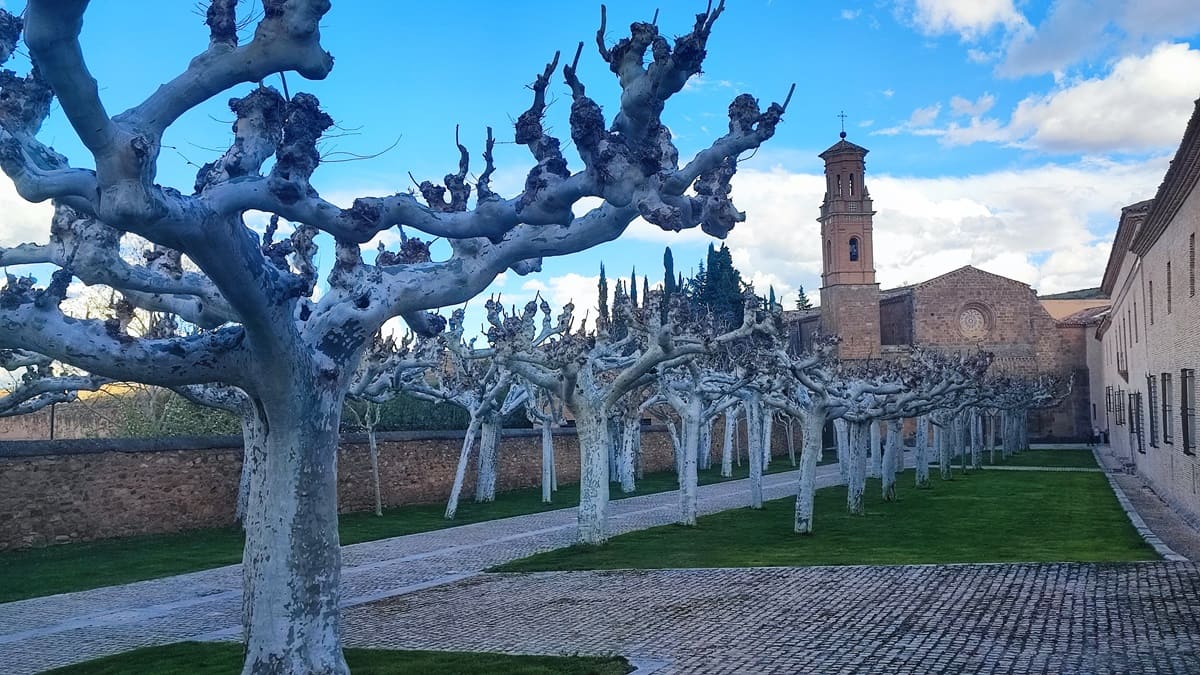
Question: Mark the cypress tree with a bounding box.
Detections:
[795,285,814,311]
[597,263,609,328]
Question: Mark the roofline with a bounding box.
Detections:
[1099,199,1154,295]
[1131,96,1200,255]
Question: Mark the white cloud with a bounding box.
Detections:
[882,88,896,98]
[1005,42,1200,153]
[841,9,862,20]
[0,175,54,248]
[858,119,875,128]
[1001,0,1200,77]
[874,103,943,136]
[906,0,1027,41]
[967,48,995,63]
[949,93,996,117]
[520,272,609,330]
[886,43,1200,154]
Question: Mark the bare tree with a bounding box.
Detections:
[0,3,789,670]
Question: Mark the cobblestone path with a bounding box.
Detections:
[349,562,1200,674]
[0,463,825,674]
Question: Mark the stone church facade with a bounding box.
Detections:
[787,133,1099,441]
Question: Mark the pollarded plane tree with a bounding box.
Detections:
[0,2,790,670]
[0,348,109,420]
[343,331,442,516]
[523,383,565,503]
[977,374,1073,460]
[842,349,993,501]
[488,290,768,543]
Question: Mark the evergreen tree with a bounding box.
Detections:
[597,263,609,328]
[795,284,814,311]
[642,276,650,312]
[629,268,638,309]
[662,247,677,323]
[698,244,744,329]
[768,285,777,309]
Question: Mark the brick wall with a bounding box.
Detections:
[0,424,798,551]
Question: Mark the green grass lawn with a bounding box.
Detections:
[43,641,630,674]
[493,469,1155,572]
[984,448,1099,468]
[0,455,805,603]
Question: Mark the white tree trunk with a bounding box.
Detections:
[835,418,850,484]
[938,420,953,480]
[618,416,638,493]
[970,411,982,470]
[795,412,825,533]
[367,423,382,516]
[721,407,735,478]
[679,398,703,526]
[882,419,901,501]
[540,422,555,503]
[444,416,481,519]
[575,406,611,544]
[474,417,501,503]
[241,391,348,675]
[847,421,868,515]
[869,420,882,479]
[915,415,930,488]
[699,415,714,472]
[762,411,774,467]
[235,411,263,526]
[785,416,797,466]
[746,399,765,509]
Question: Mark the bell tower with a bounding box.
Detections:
[818,129,881,360]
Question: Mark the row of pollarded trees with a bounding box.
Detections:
[0,3,794,670]
[0,3,1071,673]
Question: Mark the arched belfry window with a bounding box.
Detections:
[849,174,855,197]
[836,174,842,196]
[849,237,860,262]
[826,239,832,265]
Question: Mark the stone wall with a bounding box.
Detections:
[0,424,796,551]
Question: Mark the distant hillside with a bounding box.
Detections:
[1039,287,1107,300]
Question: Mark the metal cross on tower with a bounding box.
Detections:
[838,110,848,138]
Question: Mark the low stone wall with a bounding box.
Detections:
[2,425,759,551]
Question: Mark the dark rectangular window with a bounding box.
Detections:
[1148,375,1159,447]
[1190,233,1196,298]
[1184,369,1196,455]
[1131,392,1145,454]
[1163,373,1174,444]
[1106,386,1113,414]
[1168,261,1173,313]
[1149,280,1155,324]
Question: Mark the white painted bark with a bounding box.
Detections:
[699,416,714,472]
[444,416,482,519]
[794,412,825,533]
[474,417,501,503]
[721,407,735,477]
[882,419,901,501]
[915,415,930,488]
[970,410,982,470]
[618,416,639,493]
[746,399,765,509]
[540,422,555,503]
[235,412,262,525]
[679,397,703,525]
[869,421,882,479]
[574,406,611,544]
[240,391,347,675]
[835,418,850,484]
[785,416,797,466]
[846,420,868,515]
[762,411,774,467]
[938,419,953,480]
[366,422,382,517]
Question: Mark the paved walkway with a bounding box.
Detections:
[0,462,832,674]
[1093,444,1200,560]
[350,562,1200,674]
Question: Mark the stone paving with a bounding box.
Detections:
[0,462,827,674]
[349,562,1200,674]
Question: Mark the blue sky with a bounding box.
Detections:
[2,0,1200,333]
